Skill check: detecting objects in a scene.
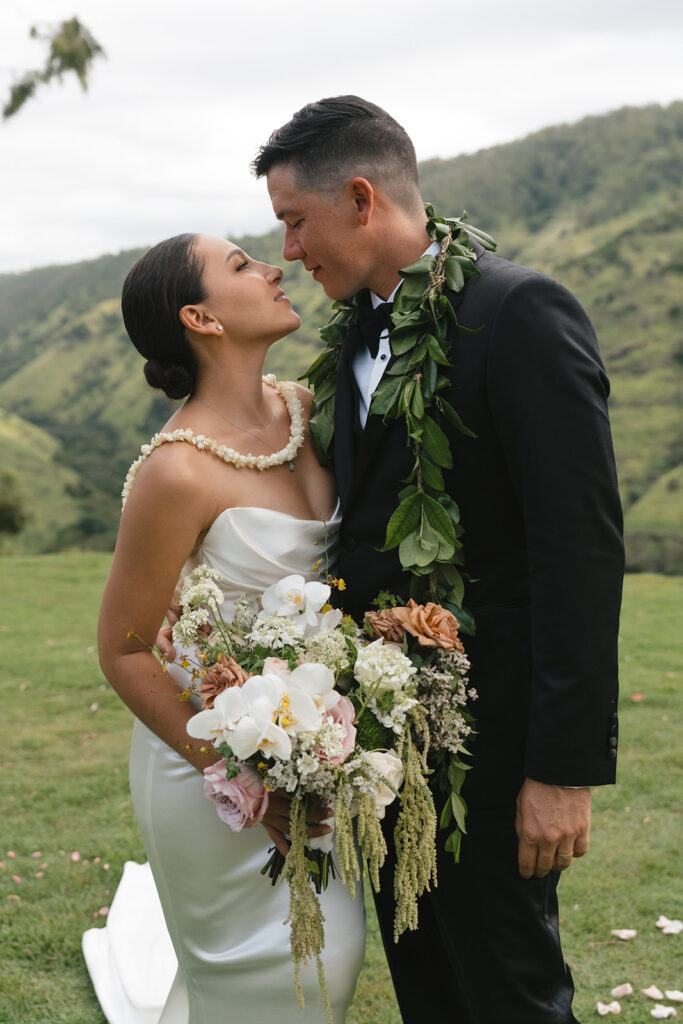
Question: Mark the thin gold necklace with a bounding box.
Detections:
[194,394,295,472]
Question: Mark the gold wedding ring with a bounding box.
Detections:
[557,852,574,860]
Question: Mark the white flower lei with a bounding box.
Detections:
[121,376,305,507]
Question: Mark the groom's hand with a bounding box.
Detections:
[515,778,591,879]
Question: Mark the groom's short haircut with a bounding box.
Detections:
[252,95,421,212]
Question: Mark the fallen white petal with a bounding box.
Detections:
[611,984,633,998]
[597,1001,621,1015]
[663,922,683,935]
[644,987,665,1000]
[666,994,683,1004]
[611,929,637,940]
[651,1007,676,1019]
[657,916,672,929]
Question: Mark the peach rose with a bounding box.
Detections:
[364,608,406,644]
[391,599,465,652]
[198,655,250,708]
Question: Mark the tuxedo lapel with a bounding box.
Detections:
[333,322,363,509]
[345,397,392,509]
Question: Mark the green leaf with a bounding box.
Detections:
[311,376,337,405]
[422,415,453,469]
[444,602,476,636]
[386,351,413,376]
[411,385,425,419]
[450,791,468,834]
[400,380,416,415]
[463,224,497,250]
[446,573,465,609]
[425,333,450,366]
[398,273,430,303]
[448,763,467,792]
[382,492,422,551]
[400,254,435,275]
[439,399,477,438]
[370,376,403,417]
[444,256,465,292]
[444,829,462,862]
[440,799,453,828]
[422,357,438,401]
[422,495,456,544]
[419,455,443,490]
[301,346,335,383]
[318,321,346,347]
[397,483,418,501]
[399,532,438,569]
[390,331,420,356]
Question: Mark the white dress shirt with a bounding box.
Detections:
[352,242,440,428]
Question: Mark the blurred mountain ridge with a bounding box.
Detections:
[1,101,681,569]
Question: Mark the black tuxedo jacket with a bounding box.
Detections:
[333,245,624,805]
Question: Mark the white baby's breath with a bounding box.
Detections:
[247,615,305,650]
[171,608,210,647]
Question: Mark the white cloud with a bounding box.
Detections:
[1,0,681,271]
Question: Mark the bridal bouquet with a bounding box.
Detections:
[168,565,476,1019]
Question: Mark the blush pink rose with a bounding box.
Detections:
[203,760,269,831]
[262,657,291,676]
[318,695,357,765]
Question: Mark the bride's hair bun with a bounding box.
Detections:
[143,360,193,400]
[121,233,206,401]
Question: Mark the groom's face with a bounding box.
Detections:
[267,165,372,301]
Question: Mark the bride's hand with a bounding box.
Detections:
[262,790,333,857]
[155,602,213,661]
[154,601,183,660]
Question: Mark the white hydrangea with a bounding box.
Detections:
[354,638,417,695]
[247,615,305,650]
[369,692,419,734]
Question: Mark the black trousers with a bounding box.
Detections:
[372,798,580,1024]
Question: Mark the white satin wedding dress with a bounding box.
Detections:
[84,502,366,1024]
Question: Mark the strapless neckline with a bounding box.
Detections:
[201,498,341,546]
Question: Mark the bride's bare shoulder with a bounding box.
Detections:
[122,434,211,512]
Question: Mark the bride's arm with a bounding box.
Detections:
[98,447,218,773]
[98,449,332,854]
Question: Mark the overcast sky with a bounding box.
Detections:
[1,0,681,273]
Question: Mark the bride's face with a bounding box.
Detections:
[192,235,300,342]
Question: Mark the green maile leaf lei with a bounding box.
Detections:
[301,204,497,634]
[301,207,496,862]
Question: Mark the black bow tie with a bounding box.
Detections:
[356,301,393,359]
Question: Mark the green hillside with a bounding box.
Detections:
[0,102,681,567]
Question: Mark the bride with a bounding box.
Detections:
[95,233,366,1023]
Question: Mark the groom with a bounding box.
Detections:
[253,97,624,1023]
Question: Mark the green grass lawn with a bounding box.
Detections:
[0,555,681,1023]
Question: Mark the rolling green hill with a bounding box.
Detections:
[1,102,681,568]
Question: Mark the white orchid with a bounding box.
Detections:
[260,574,331,628]
[288,663,340,713]
[229,694,292,761]
[186,673,292,760]
[186,686,248,745]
